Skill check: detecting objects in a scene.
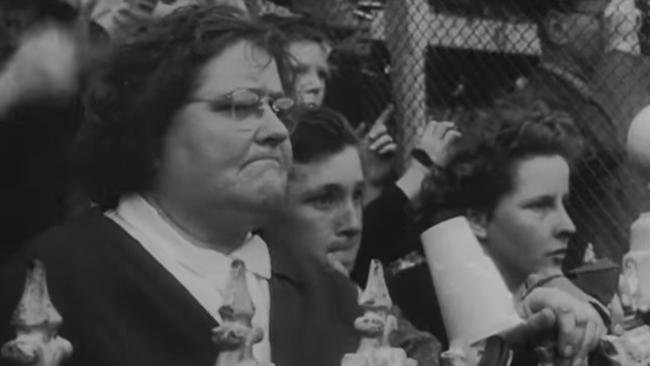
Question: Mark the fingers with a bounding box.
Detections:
[562,304,604,366]
[574,317,597,364]
[416,120,461,167]
[431,120,457,138]
[555,304,579,359]
[376,142,397,155]
[369,133,394,153]
[354,122,368,138]
[442,129,462,145]
[554,301,603,365]
[522,287,606,366]
[366,121,396,156]
[368,104,395,135]
[421,120,459,143]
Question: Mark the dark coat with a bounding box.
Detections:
[0,209,361,366]
[0,99,83,265]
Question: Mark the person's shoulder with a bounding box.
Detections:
[2,208,122,278]
[28,208,116,251]
[0,209,112,334]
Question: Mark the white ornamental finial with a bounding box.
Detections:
[583,243,598,264]
[1,260,73,366]
[341,259,417,366]
[212,259,273,366]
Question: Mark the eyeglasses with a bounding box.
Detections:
[189,89,297,131]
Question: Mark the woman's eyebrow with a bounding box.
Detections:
[522,195,555,205]
[241,87,285,99]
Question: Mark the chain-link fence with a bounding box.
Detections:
[257,0,650,268]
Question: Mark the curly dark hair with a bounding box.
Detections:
[287,105,359,164]
[76,4,291,209]
[418,100,583,227]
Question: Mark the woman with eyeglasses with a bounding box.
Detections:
[0,5,362,366]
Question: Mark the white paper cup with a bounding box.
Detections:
[420,216,522,348]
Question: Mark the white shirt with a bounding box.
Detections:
[106,194,272,361]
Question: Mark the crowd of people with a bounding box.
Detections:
[0,0,649,366]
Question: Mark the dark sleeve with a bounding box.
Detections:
[566,260,620,311]
[0,99,84,266]
[351,184,414,286]
[389,305,443,366]
[479,337,514,366]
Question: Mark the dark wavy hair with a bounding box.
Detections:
[418,100,583,227]
[288,106,359,164]
[76,4,291,209]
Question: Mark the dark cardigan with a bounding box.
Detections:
[0,209,361,366]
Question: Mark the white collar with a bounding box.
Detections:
[109,194,271,280]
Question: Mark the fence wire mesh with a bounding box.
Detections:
[258,0,650,267]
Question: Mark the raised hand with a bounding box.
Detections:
[519,286,606,366]
[357,104,397,187]
[415,120,461,168]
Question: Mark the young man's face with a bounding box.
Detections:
[267,146,364,275]
[288,40,331,108]
[481,155,576,287]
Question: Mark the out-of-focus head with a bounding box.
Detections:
[263,106,363,275]
[531,0,611,75]
[419,101,582,288]
[627,104,650,183]
[0,0,78,61]
[261,14,331,108]
[79,5,294,226]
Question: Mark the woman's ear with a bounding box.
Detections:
[466,210,488,241]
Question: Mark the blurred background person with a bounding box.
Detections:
[259,13,332,108]
[261,13,399,203]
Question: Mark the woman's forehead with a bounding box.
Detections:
[509,155,570,196]
[193,40,283,98]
